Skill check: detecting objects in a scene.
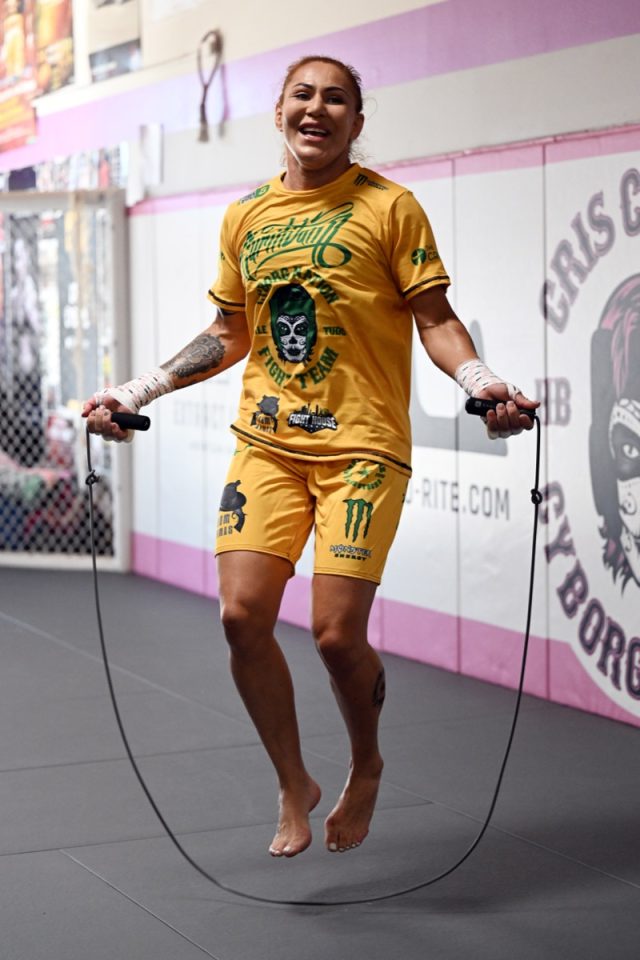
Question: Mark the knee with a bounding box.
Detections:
[220,597,269,657]
[313,618,364,673]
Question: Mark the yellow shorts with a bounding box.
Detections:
[215,442,410,584]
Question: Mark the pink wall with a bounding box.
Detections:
[2,0,639,172]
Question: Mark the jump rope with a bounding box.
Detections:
[85,398,542,907]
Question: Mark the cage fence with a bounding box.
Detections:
[0,190,129,567]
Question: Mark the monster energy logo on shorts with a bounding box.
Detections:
[344,498,373,541]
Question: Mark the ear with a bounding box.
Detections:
[351,112,365,142]
[275,104,283,132]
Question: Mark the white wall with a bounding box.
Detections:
[127,130,640,728]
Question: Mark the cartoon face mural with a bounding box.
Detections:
[609,398,640,581]
[589,274,640,589]
[269,284,317,364]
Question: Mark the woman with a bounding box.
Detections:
[84,56,538,858]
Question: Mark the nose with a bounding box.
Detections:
[305,93,326,117]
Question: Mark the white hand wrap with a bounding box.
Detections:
[454,359,520,400]
[96,367,174,414]
[455,359,521,440]
[95,367,174,443]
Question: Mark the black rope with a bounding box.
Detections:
[85,416,541,907]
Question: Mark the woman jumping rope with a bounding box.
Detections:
[84,56,538,859]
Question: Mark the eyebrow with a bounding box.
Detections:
[291,82,349,95]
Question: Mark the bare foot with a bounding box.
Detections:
[269,777,322,858]
[324,759,383,853]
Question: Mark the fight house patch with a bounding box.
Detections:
[288,404,338,433]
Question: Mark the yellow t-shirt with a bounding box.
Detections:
[208,163,450,471]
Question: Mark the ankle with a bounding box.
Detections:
[350,754,384,779]
[278,771,315,795]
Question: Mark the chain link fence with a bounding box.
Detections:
[0,191,129,565]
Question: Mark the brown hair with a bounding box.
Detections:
[277,56,364,113]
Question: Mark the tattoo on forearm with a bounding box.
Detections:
[372,669,386,709]
[162,333,225,379]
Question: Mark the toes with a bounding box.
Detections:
[270,844,298,857]
[327,838,362,853]
[270,832,311,857]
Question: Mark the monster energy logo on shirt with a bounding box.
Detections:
[354,173,388,191]
[241,203,354,280]
[344,498,373,541]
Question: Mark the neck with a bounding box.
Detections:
[282,157,354,191]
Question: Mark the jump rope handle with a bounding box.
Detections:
[114,403,532,433]
[110,412,151,431]
[465,397,535,421]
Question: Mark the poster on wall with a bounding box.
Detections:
[89,40,141,83]
[541,141,640,723]
[34,0,74,94]
[34,142,129,191]
[87,0,141,84]
[0,0,37,151]
[0,0,36,86]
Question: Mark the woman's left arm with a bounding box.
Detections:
[411,285,539,438]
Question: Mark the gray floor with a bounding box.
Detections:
[0,567,638,960]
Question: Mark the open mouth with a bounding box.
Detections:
[299,126,329,140]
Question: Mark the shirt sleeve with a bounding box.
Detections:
[386,191,451,300]
[207,208,246,311]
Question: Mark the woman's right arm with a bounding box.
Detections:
[156,307,250,388]
[82,308,250,441]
